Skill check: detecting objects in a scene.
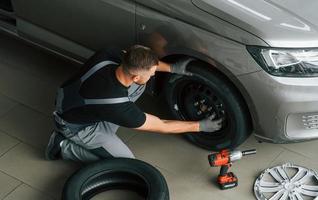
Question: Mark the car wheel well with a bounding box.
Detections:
[159,54,254,133]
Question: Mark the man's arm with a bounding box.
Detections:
[156,59,194,76]
[134,113,199,134]
[156,61,172,73]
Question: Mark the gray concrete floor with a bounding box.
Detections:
[0,32,318,200]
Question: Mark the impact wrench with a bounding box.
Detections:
[208,149,257,190]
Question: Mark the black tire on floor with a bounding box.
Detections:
[62,158,169,200]
[164,60,252,151]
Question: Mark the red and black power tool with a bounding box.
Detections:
[208,149,256,190]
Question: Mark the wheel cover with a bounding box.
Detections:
[254,163,318,200]
[174,79,228,139]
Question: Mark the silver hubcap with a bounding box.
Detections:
[254,163,318,200]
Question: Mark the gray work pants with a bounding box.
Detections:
[59,121,134,162]
[54,83,145,162]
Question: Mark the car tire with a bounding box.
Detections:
[62,158,169,200]
[165,60,252,151]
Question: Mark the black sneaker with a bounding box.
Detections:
[45,131,65,160]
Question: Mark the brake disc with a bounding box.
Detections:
[254,163,318,200]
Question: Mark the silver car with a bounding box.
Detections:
[1,0,317,150]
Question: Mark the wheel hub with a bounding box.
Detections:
[284,182,296,191]
[178,82,225,121]
[193,98,216,118]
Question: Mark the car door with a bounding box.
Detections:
[12,0,136,60]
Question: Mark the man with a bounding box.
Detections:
[46,45,222,162]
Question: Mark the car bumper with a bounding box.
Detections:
[237,70,318,143]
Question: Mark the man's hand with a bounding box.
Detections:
[170,58,194,76]
[135,113,199,134]
[199,118,223,132]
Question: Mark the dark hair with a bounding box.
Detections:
[122,45,159,74]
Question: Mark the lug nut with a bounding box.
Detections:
[194,101,199,106]
[208,107,213,111]
[210,112,216,119]
[200,99,206,104]
[197,111,202,115]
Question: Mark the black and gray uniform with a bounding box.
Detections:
[52,48,146,162]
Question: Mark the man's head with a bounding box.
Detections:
[122,45,159,85]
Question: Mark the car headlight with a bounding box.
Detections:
[247,46,318,77]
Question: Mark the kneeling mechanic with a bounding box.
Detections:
[46,45,222,162]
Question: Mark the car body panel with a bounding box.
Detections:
[136,0,268,47]
[238,70,318,143]
[136,1,264,76]
[12,0,135,59]
[17,19,94,62]
[192,0,318,48]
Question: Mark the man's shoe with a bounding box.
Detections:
[45,131,65,160]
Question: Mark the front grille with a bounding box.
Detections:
[302,114,318,129]
[286,112,318,139]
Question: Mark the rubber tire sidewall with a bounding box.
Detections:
[165,62,251,151]
[62,158,169,200]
